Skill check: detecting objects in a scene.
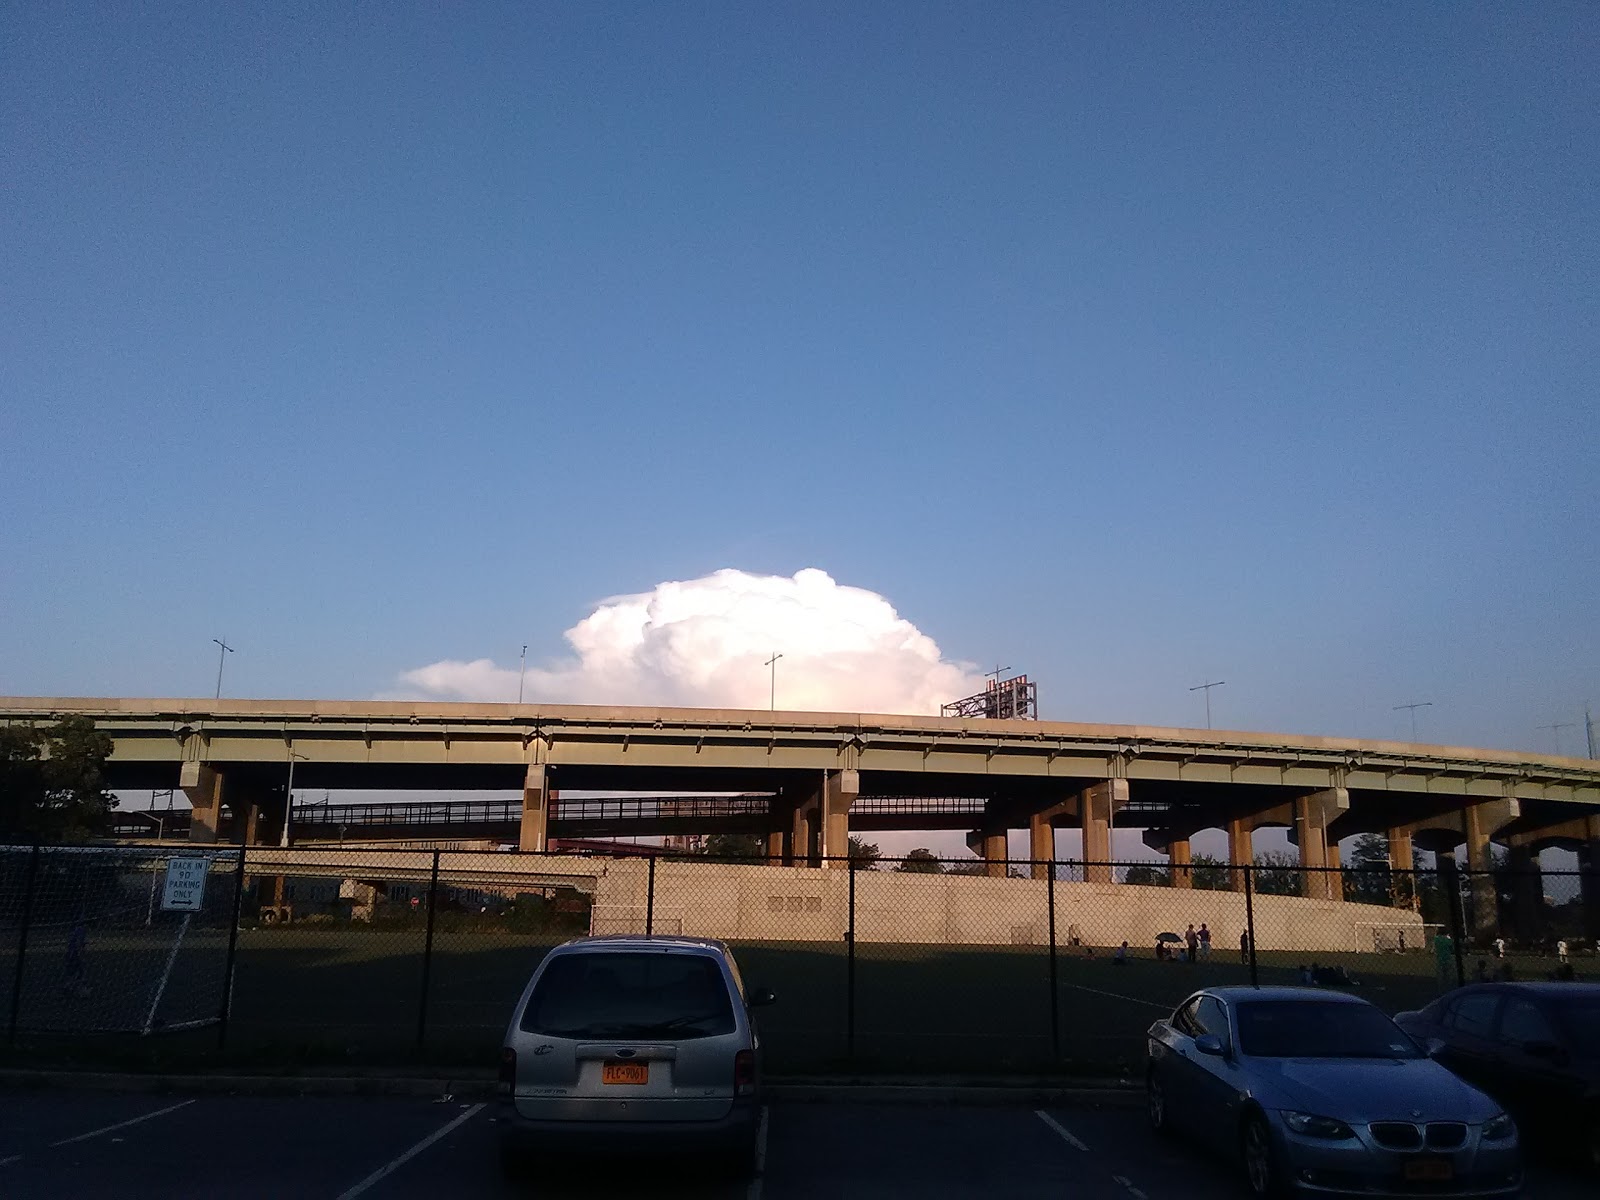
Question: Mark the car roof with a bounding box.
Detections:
[1447,981,1600,999]
[1202,986,1372,1005]
[553,934,731,955]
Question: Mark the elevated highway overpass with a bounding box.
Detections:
[6,696,1600,932]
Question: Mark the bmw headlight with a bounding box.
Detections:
[1282,1111,1355,1140]
[1482,1113,1516,1141]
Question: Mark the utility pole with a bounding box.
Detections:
[1393,701,1433,742]
[1189,681,1225,730]
[518,645,528,704]
[1539,721,1575,756]
[1587,704,1596,760]
[764,653,783,710]
[212,638,234,700]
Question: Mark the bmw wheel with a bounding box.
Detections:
[1146,1069,1170,1136]
[1242,1112,1284,1199]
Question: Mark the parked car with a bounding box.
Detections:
[498,935,776,1180]
[1394,982,1600,1172]
[1147,986,1521,1198]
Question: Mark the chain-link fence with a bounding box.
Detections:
[2,844,242,1045]
[2,843,1596,1073]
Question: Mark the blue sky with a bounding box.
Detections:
[3,2,1596,757]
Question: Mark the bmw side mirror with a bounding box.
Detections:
[1194,1033,1225,1057]
[750,988,777,1008]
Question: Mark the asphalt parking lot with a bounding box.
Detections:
[0,1090,1593,1199]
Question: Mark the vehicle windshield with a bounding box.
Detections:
[1550,997,1600,1057]
[1236,1000,1423,1059]
[520,951,735,1040]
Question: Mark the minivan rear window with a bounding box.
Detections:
[521,952,736,1040]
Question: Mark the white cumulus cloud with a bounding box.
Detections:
[393,568,984,715]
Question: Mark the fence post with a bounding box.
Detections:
[8,841,41,1047]
[1441,858,1467,989]
[846,858,856,1061]
[415,849,441,1056]
[1046,856,1059,1060]
[1243,861,1259,988]
[645,854,656,936]
[217,846,249,1051]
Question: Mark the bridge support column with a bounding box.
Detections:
[1580,819,1600,940]
[1169,837,1194,888]
[821,770,858,868]
[787,775,822,867]
[1293,789,1348,901]
[765,825,788,863]
[520,764,551,853]
[1028,812,1055,880]
[1080,780,1126,884]
[1464,797,1520,940]
[1227,817,1253,893]
[966,826,1008,877]
[180,762,226,843]
[1507,845,1543,941]
[1387,827,1419,909]
[242,788,285,846]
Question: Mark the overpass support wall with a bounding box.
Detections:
[180,762,225,843]
[1227,817,1253,893]
[1169,837,1194,888]
[1081,780,1127,884]
[1294,789,1348,901]
[1463,797,1520,939]
[1386,827,1419,909]
[1028,796,1075,881]
[1582,825,1600,940]
[966,825,1008,878]
[821,769,858,869]
[520,764,551,853]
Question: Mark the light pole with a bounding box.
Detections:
[1189,681,1226,730]
[1393,701,1432,742]
[125,810,166,926]
[1539,721,1575,756]
[212,638,234,699]
[279,750,308,848]
[764,652,783,710]
[518,644,528,704]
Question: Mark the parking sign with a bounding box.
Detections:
[161,857,210,911]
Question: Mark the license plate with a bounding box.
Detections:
[602,1061,648,1086]
[1403,1159,1453,1182]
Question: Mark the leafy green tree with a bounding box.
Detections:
[1252,849,1303,897]
[1189,853,1230,891]
[847,835,881,869]
[1124,863,1170,887]
[895,847,944,874]
[0,716,116,841]
[1342,833,1394,906]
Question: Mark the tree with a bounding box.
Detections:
[895,848,944,874]
[699,833,765,861]
[847,836,881,869]
[1342,833,1394,906]
[1252,849,1303,897]
[1125,863,1171,887]
[1189,853,1230,891]
[0,716,116,841]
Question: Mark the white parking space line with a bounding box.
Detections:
[335,1103,486,1200]
[1067,983,1170,1010]
[745,1104,769,1200]
[47,1099,197,1148]
[1112,1174,1150,1200]
[1034,1110,1089,1152]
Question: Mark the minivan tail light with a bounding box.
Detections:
[734,1049,756,1096]
[498,1047,516,1097]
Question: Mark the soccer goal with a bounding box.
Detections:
[2,844,241,1037]
[1356,921,1441,954]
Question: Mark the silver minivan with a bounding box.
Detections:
[498,935,775,1179]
